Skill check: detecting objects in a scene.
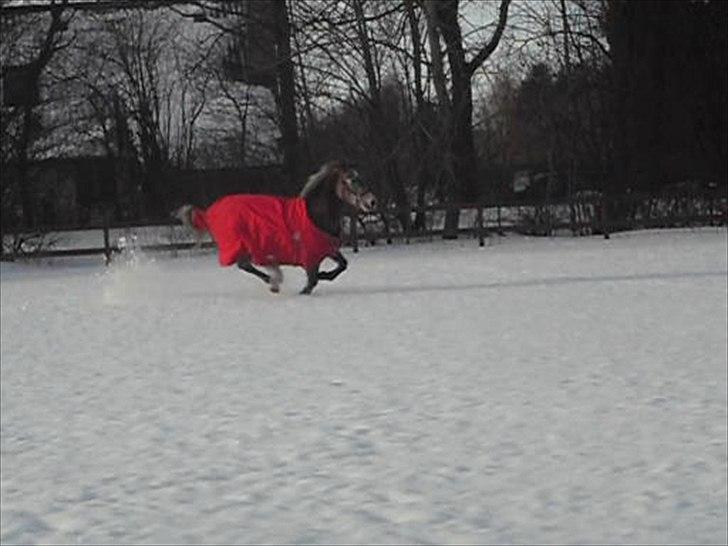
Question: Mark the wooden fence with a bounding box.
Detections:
[2,193,726,263]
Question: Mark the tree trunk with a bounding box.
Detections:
[435,0,478,203]
[423,0,459,237]
[406,0,430,232]
[290,13,314,170]
[272,0,300,192]
[426,0,511,238]
[353,0,410,231]
[18,103,36,228]
[11,4,70,228]
[431,0,475,237]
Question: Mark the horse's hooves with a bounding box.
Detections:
[270,286,280,294]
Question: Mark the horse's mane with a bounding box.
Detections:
[300,161,343,197]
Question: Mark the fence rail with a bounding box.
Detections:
[2,194,726,263]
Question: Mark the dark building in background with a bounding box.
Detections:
[607,0,728,194]
[218,1,276,88]
[1,0,284,229]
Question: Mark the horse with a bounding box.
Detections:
[171,161,376,294]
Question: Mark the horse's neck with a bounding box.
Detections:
[305,193,340,237]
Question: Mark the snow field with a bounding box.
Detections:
[1,228,726,544]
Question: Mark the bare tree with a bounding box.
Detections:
[70,7,218,215]
[424,0,511,237]
[292,0,415,227]
[173,1,301,189]
[404,0,435,230]
[273,0,300,188]
[1,1,72,228]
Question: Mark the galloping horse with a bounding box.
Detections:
[171,161,376,294]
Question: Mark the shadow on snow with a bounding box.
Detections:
[329,270,728,297]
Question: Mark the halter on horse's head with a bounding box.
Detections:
[300,161,376,213]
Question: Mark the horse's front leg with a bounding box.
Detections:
[317,251,347,281]
[300,264,319,295]
[237,254,270,284]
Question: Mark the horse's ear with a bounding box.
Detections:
[301,161,341,197]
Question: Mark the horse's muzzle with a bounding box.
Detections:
[360,193,377,212]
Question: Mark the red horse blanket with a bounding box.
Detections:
[191,195,340,269]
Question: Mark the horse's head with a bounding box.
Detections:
[335,168,377,213]
[301,161,376,213]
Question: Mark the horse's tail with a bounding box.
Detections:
[171,204,208,233]
[171,204,208,249]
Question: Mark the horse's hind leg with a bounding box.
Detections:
[317,252,347,281]
[237,255,270,284]
[264,265,283,293]
[300,265,319,295]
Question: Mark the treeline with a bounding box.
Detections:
[1,0,726,231]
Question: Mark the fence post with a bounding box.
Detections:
[546,169,553,236]
[441,202,457,239]
[350,212,359,253]
[383,208,392,244]
[170,224,178,258]
[477,205,485,247]
[405,207,411,244]
[103,213,111,265]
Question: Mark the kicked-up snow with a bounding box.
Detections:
[1,228,726,545]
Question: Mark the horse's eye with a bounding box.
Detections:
[350,176,365,192]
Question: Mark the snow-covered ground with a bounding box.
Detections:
[1,228,726,545]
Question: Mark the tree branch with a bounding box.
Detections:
[546,28,611,61]
[466,0,511,76]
